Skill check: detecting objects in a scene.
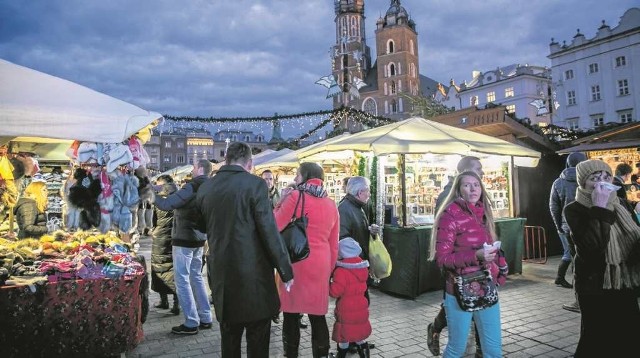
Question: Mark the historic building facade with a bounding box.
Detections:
[435,64,554,126]
[331,0,439,124]
[548,7,639,130]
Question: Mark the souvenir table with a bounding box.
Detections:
[378,217,526,299]
[0,273,145,357]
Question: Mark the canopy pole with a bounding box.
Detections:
[400,154,407,227]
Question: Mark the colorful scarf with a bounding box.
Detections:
[297,180,328,198]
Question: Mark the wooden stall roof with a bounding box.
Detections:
[557,121,640,154]
[430,106,558,154]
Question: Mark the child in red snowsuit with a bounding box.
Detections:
[330,237,372,358]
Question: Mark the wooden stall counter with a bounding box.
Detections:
[378,217,526,299]
[0,274,145,357]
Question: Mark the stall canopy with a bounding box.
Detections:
[298,117,541,166]
[0,58,162,144]
[254,134,356,171]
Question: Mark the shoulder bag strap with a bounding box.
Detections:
[290,189,303,221]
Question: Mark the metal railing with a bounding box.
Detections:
[523,225,547,264]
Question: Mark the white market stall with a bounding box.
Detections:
[0,58,159,356]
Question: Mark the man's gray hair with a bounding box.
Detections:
[346,176,370,196]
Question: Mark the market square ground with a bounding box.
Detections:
[128,237,583,358]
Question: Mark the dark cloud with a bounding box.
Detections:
[0,0,637,120]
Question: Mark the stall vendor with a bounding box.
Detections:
[14,181,49,239]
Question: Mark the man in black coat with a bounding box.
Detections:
[196,142,294,357]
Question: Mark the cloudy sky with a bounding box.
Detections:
[1,0,637,122]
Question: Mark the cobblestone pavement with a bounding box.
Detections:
[127,237,582,357]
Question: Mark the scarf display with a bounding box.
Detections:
[575,186,640,289]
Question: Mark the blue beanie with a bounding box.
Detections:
[339,237,362,259]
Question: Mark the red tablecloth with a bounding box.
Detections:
[0,274,144,357]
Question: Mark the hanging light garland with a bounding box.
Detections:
[162,107,394,142]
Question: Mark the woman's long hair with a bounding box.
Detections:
[428,171,496,261]
[23,181,48,213]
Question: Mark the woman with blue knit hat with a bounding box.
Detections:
[330,237,371,358]
[564,159,640,357]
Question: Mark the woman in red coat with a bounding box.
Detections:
[330,237,371,358]
[274,162,340,358]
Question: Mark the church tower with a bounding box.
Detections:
[374,0,420,120]
[330,0,421,123]
[331,0,372,111]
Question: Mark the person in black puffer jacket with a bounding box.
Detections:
[150,174,179,315]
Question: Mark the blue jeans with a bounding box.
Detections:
[173,246,212,328]
[443,293,501,358]
[558,232,572,262]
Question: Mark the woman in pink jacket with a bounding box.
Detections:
[428,171,508,358]
[274,162,340,358]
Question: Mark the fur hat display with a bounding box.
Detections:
[566,152,587,168]
[106,144,133,173]
[339,237,362,259]
[77,142,99,164]
[576,159,612,188]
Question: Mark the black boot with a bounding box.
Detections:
[555,260,573,288]
[154,293,169,309]
[334,345,349,358]
[170,295,180,315]
[356,342,370,358]
[312,344,330,358]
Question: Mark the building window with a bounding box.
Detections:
[176,154,185,164]
[189,158,194,164]
[218,134,225,141]
[615,56,626,67]
[390,99,398,113]
[163,154,171,163]
[389,63,396,76]
[618,79,629,96]
[486,91,495,103]
[566,118,579,130]
[164,141,172,148]
[256,135,263,142]
[505,104,515,114]
[564,70,574,80]
[363,98,377,115]
[219,150,225,157]
[244,135,250,142]
[470,96,478,107]
[618,110,633,123]
[567,90,576,105]
[504,87,514,98]
[390,81,396,94]
[590,85,601,101]
[588,63,599,74]
[409,39,415,55]
[177,142,184,148]
[410,63,416,78]
[150,157,157,164]
[591,114,604,127]
[231,134,237,141]
[387,40,394,54]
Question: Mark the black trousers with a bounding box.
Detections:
[219,317,271,358]
[283,312,330,356]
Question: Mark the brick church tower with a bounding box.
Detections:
[332,0,429,125]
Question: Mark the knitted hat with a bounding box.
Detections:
[338,237,362,259]
[576,159,612,188]
[566,152,587,168]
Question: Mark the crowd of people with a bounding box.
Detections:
[7,140,640,358]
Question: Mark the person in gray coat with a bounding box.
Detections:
[549,151,587,312]
[196,142,294,357]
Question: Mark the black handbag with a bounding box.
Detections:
[452,268,499,312]
[280,190,310,263]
